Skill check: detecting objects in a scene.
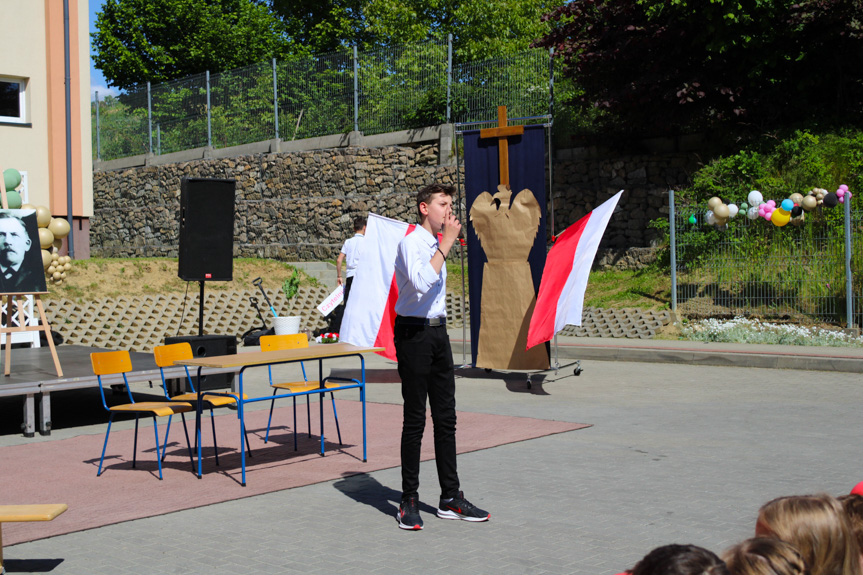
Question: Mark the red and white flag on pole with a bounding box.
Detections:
[340,213,415,360]
[526,190,624,349]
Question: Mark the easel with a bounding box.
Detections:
[0,166,63,377]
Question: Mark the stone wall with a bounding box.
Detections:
[92,142,699,265]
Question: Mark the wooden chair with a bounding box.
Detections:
[91,350,194,479]
[153,342,252,466]
[260,333,344,451]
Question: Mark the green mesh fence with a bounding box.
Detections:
[453,50,550,124]
[276,50,354,141]
[673,202,863,326]
[358,39,449,135]
[92,42,552,161]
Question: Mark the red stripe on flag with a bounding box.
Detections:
[373,272,402,360]
[526,212,593,349]
[373,223,416,360]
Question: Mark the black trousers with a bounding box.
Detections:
[326,277,353,334]
[395,317,459,500]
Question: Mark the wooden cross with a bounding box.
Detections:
[479,106,524,189]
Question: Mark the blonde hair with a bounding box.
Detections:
[757,494,861,575]
[838,494,863,553]
[722,537,810,575]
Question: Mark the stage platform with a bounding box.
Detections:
[0,345,239,437]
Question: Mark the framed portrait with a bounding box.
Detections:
[0,209,47,294]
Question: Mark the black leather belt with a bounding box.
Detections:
[396,315,447,327]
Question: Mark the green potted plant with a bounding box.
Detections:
[274,270,302,335]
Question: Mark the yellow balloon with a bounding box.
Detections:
[802,195,818,211]
[48,218,71,239]
[708,197,722,209]
[771,209,791,227]
[41,249,52,269]
[35,206,52,228]
[52,271,62,281]
[713,204,730,219]
[38,227,54,249]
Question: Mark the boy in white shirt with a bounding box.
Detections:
[393,183,490,530]
[336,216,366,303]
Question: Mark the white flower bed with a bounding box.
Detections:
[680,316,863,347]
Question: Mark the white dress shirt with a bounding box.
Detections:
[340,233,364,279]
[394,226,447,319]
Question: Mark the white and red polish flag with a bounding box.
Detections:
[526,190,624,350]
[340,213,415,360]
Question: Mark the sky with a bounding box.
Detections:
[88,0,120,101]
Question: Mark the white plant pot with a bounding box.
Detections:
[273,315,302,335]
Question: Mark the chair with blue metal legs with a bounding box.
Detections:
[90,350,195,479]
[153,342,252,465]
[260,334,343,451]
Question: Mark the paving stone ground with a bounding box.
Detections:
[4,342,863,574]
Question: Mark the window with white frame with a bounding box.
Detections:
[0,77,27,123]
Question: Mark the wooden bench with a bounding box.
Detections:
[0,504,67,574]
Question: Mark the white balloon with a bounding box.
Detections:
[727,204,739,218]
[706,210,716,225]
[748,190,763,206]
[747,206,759,220]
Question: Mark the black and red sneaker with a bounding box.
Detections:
[397,495,423,530]
[437,491,490,522]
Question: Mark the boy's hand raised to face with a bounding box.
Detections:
[441,212,462,251]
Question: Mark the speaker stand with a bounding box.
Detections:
[198,281,205,337]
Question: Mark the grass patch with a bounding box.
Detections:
[583,267,671,311]
[42,257,319,302]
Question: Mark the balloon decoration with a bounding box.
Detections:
[694,186,852,231]
[33,208,73,285]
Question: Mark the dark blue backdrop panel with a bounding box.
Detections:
[463,124,547,366]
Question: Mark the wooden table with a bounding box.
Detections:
[0,504,67,573]
[175,342,384,486]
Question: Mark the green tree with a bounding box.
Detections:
[270,0,558,62]
[533,0,863,137]
[92,0,292,89]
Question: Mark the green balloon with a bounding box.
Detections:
[740,202,749,211]
[3,168,21,191]
[688,214,697,224]
[5,190,21,209]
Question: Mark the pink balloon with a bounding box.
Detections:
[767,200,776,207]
[840,184,849,191]
[838,189,845,198]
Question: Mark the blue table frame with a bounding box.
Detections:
[175,343,383,486]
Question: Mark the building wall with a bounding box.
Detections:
[0,0,93,254]
[0,0,51,204]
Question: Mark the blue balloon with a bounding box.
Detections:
[781,199,794,212]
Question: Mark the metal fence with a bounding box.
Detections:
[93,38,552,162]
[669,190,863,327]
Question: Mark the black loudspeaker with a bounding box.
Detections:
[178,178,235,281]
[164,334,237,392]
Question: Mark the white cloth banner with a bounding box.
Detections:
[340,213,413,359]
